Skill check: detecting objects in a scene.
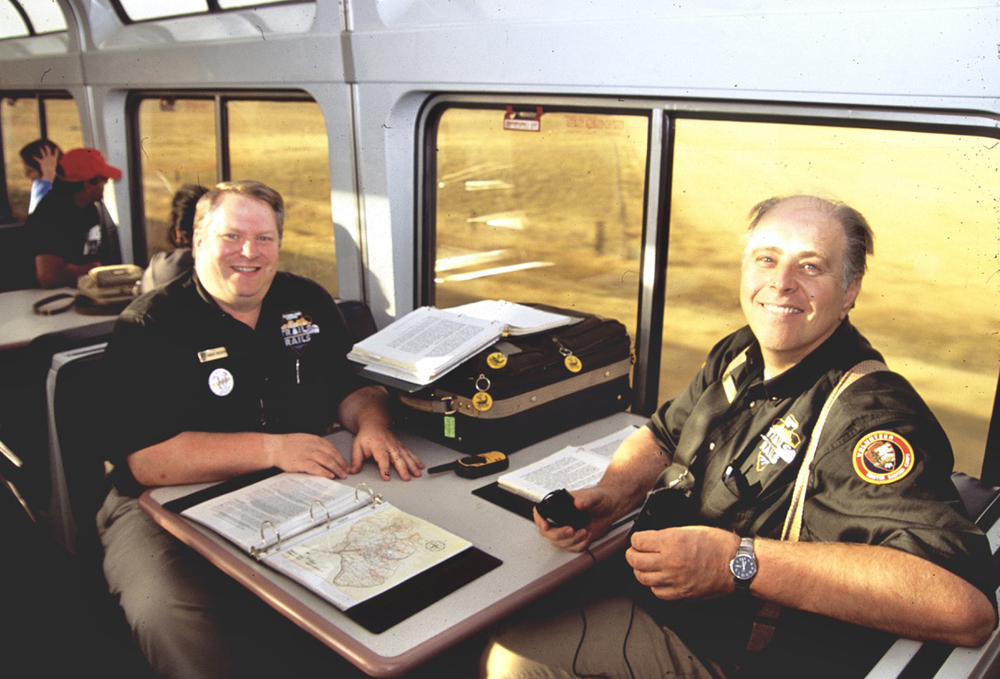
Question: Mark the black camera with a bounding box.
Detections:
[536,489,590,529]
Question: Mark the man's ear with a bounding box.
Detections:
[842,276,862,316]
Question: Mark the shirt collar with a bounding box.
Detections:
[746,318,873,400]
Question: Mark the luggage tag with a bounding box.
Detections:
[554,338,583,373]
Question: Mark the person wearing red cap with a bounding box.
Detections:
[27,147,123,288]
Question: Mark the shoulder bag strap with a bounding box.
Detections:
[32,292,78,315]
[747,359,888,654]
[780,359,889,542]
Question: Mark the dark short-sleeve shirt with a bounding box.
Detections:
[27,184,114,265]
[644,319,996,674]
[103,270,365,496]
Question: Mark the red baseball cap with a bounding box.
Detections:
[59,148,123,182]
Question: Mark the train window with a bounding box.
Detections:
[664,119,1000,477]
[430,106,649,341]
[0,0,66,39]
[134,95,336,294]
[136,97,216,260]
[1,93,83,223]
[227,99,336,293]
[113,0,306,23]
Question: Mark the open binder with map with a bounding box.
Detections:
[164,470,501,632]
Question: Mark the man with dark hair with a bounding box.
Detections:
[483,195,996,678]
[18,138,62,214]
[28,147,122,288]
[99,180,424,678]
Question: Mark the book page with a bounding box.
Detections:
[445,300,579,335]
[348,306,502,384]
[497,425,639,502]
[265,502,471,610]
[181,473,362,554]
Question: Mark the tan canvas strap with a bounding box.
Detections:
[722,347,751,403]
[397,356,631,419]
[780,359,888,542]
[747,359,888,653]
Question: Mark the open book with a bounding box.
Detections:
[497,425,639,502]
[347,301,578,386]
[180,473,472,611]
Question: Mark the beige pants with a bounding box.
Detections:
[481,593,728,679]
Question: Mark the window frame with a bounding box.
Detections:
[0,89,76,223]
[125,89,321,265]
[417,93,1000,480]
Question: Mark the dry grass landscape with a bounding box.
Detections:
[6,101,997,475]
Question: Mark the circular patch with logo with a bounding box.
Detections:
[208,368,234,397]
[487,352,508,369]
[852,431,914,484]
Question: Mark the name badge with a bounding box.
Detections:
[198,347,229,363]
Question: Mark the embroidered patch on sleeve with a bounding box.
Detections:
[852,431,914,484]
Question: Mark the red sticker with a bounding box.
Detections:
[852,431,915,484]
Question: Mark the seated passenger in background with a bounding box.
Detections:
[483,195,997,679]
[137,183,208,294]
[99,180,424,679]
[28,147,122,288]
[19,138,62,214]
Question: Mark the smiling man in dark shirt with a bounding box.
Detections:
[483,195,996,678]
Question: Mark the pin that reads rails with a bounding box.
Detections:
[427,451,509,479]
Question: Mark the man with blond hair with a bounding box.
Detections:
[99,180,424,678]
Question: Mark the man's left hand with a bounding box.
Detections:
[350,426,424,481]
[626,526,741,600]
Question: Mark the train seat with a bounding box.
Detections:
[865,472,1000,679]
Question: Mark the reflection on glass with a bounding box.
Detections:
[666,119,1000,476]
[228,99,336,294]
[433,107,649,342]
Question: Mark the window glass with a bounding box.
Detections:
[218,0,295,8]
[432,107,648,340]
[136,97,216,259]
[665,119,1000,476]
[0,2,27,39]
[44,98,84,150]
[2,97,40,222]
[23,0,67,33]
[228,99,336,294]
[116,0,207,22]
[1,95,82,223]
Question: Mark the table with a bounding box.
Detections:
[0,287,112,351]
[141,411,644,677]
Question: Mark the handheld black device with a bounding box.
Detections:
[536,488,590,529]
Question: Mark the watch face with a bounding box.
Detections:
[731,554,757,581]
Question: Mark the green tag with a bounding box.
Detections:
[444,415,456,438]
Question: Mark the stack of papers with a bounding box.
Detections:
[347,301,578,386]
[497,425,638,502]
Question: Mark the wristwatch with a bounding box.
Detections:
[729,536,758,590]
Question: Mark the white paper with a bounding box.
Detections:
[444,300,578,335]
[497,425,639,502]
[347,306,503,384]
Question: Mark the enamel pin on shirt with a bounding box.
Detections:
[281,311,320,385]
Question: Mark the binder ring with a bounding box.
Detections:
[355,482,384,505]
[251,520,281,558]
[309,500,331,525]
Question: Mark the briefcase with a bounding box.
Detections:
[392,306,633,455]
